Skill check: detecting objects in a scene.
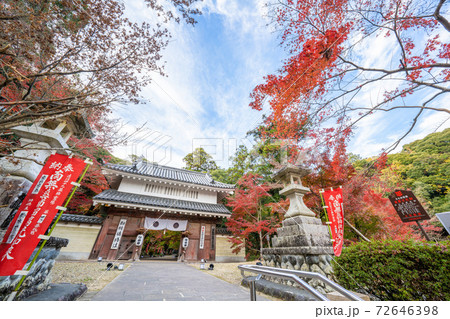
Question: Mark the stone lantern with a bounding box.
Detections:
[261,163,334,294]
[274,163,315,218]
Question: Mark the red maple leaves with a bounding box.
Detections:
[225,173,286,257]
[250,0,449,151]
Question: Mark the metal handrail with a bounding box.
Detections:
[239,264,363,301]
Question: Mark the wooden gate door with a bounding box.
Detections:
[117,236,134,260]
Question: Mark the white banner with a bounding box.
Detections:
[144,218,187,231]
[199,225,205,249]
[111,219,127,249]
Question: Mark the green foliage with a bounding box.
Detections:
[353,129,449,215]
[209,168,232,184]
[225,145,259,184]
[387,129,450,214]
[344,214,382,241]
[108,154,129,165]
[333,240,450,301]
[89,146,128,165]
[210,144,274,185]
[142,230,181,257]
[182,147,218,173]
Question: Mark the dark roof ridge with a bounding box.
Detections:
[108,162,211,176]
[56,213,104,224]
[104,162,235,189]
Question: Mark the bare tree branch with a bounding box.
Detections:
[434,0,450,32]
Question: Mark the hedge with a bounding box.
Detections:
[332,240,450,301]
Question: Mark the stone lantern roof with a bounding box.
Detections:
[272,163,311,188]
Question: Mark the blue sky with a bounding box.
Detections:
[111,0,449,168]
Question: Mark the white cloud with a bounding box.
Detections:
[111,1,448,167]
[405,111,450,143]
[349,108,450,158]
[200,0,270,35]
[108,0,284,168]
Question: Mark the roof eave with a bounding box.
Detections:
[93,199,231,219]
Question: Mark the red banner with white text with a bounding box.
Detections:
[322,188,345,257]
[0,154,86,276]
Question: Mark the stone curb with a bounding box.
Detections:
[22,283,87,301]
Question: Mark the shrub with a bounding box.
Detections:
[332,240,450,301]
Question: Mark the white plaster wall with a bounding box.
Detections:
[118,177,218,204]
[215,235,246,262]
[52,223,102,260]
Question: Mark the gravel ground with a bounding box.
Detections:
[50,260,131,293]
[186,261,257,285]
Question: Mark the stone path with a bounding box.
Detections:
[89,261,269,301]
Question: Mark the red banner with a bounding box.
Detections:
[322,188,345,257]
[0,154,86,276]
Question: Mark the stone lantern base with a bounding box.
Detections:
[262,215,335,294]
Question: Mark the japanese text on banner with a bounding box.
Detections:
[0,154,86,276]
[322,188,345,257]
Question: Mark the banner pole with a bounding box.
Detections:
[343,218,371,242]
[319,189,334,242]
[8,160,91,300]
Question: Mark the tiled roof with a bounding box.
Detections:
[59,214,104,224]
[104,162,234,190]
[93,189,231,215]
[216,227,232,235]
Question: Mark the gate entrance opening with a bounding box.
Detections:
[141,230,182,260]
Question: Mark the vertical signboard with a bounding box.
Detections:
[321,188,345,257]
[388,190,430,222]
[199,225,205,249]
[388,189,431,240]
[211,227,215,250]
[0,154,86,276]
[111,219,127,249]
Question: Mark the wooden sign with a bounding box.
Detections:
[388,190,430,223]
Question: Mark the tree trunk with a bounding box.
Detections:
[258,201,263,259]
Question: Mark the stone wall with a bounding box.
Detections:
[262,253,335,294]
[0,236,68,301]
